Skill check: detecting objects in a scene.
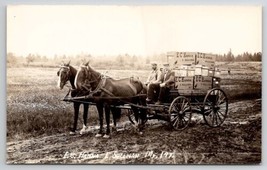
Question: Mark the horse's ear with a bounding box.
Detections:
[84,61,89,66]
[66,60,71,66]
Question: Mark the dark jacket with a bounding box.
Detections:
[162,70,175,88]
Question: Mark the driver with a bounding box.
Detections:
[146,63,175,105]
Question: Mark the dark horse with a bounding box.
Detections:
[57,61,89,135]
[75,62,147,138]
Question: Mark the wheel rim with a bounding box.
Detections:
[169,96,192,130]
[128,109,147,125]
[203,88,228,127]
[128,109,137,125]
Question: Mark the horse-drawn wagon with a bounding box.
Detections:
[60,52,228,137]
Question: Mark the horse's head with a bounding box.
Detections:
[130,76,147,94]
[75,61,91,90]
[57,61,71,90]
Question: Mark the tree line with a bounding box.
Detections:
[216,50,261,62]
[7,50,262,69]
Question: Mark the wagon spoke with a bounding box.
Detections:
[217,96,226,105]
[217,93,225,105]
[215,111,223,123]
[183,105,190,112]
[182,102,189,111]
[183,111,191,119]
[217,110,226,120]
[218,107,226,114]
[175,103,181,112]
[181,99,185,109]
[180,118,186,127]
[211,114,215,125]
[204,108,212,115]
[177,99,182,110]
[214,112,218,125]
[171,115,178,122]
[206,98,212,106]
[173,116,179,127]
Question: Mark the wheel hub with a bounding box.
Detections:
[214,106,220,112]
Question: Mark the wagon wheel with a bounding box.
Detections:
[169,96,192,130]
[203,88,228,127]
[128,109,147,125]
[128,109,137,125]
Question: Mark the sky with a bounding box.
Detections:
[7,5,262,57]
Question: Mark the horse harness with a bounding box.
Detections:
[82,75,139,98]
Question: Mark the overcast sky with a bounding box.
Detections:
[7,5,262,57]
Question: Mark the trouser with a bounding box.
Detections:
[147,83,160,102]
[158,86,171,102]
[147,84,171,102]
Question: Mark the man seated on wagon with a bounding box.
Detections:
[145,62,163,86]
[144,62,163,100]
[146,63,175,105]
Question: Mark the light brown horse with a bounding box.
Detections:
[58,62,123,135]
[57,61,89,135]
[75,62,147,138]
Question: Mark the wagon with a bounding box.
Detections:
[127,87,228,131]
[63,84,228,131]
[63,52,228,131]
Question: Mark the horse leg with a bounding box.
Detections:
[116,108,122,129]
[111,107,122,131]
[95,103,104,138]
[80,103,89,135]
[110,107,117,129]
[138,108,147,135]
[103,105,111,138]
[137,97,147,135]
[70,102,80,135]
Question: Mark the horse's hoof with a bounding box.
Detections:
[69,131,76,135]
[103,134,111,139]
[80,130,86,135]
[116,127,124,132]
[80,127,88,135]
[95,133,102,138]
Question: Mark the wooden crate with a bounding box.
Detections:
[195,53,216,68]
[194,76,213,90]
[175,76,194,89]
[176,52,197,65]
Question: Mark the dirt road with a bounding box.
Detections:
[6,99,261,164]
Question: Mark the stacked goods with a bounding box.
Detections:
[194,75,213,90]
[175,76,194,90]
[168,52,217,91]
[167,51,216,66]
[195,53,216,68]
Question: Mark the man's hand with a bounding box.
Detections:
[160,83,166,87]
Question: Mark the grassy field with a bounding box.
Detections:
[6,67,151,140]
[6,62,261,140]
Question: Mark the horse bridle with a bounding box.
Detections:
[58,65,71,86]
[80,65,103,92]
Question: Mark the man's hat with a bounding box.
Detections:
[162,63,170,67]
[150,62,157,66]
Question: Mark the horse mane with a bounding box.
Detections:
[68,65,77,89]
